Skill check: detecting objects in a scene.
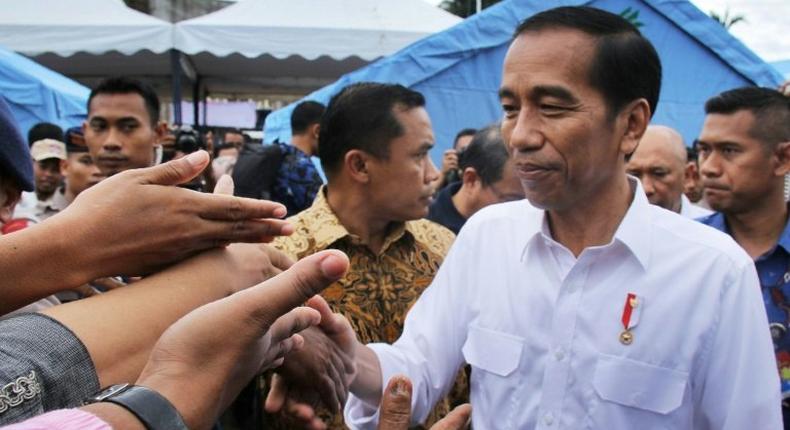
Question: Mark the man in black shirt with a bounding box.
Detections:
[427,125,524,234]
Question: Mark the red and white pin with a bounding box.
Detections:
[619,293,643,345]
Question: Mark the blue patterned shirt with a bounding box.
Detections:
[271,142,323,217]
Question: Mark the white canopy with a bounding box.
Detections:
[0,0,172,56]
[174,0,462,61]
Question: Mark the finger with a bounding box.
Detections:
[262,334,304,372]
[432,404,472,430]
[306,295,334,329]
[201,218,293,245]
[235,250,349,332]
[315,372,341,413]
[264,374,288,413]
[265,246,295,272]
[194,193,287,221]
[137,150,209,186]
[213,174,234,195]
[267,307,321,348]
[286,398,319,423]
[324,349,347,408]
[377,375,413,430]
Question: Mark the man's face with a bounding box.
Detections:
[217,147,239,159]
[33,158,63,197]
[84,93,161,176]
[499,30,626,211]
[697,110,779,214]
[224,132,244,149]
[63,152,104,197]
[366,106,439,221]
[626,129,686,212]
[471,159,525,213]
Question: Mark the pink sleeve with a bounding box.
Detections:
[1,409,112,430]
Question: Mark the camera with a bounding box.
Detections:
[174,125,205,154]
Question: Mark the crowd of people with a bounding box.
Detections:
[1,5,790,430]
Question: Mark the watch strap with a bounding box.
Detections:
[102,385,189,430]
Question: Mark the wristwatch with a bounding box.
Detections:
[85,383,189,430]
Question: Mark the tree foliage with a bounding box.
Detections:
[710,8,747,30]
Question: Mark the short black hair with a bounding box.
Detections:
[291,101,326,135]
[705,86,790,148]
[318,83,425,177]
[27,122,63,146]
[515,6,662,119]
[453,128,477,149]
[88,77,160,126]
[459,125,509,186]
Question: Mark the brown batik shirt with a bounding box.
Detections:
[266,188,466,429]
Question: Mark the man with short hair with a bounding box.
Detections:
[265,83,462,429]
[223,128,245,150]
[626,125,711,218]
[435,128,478,189]
[27,122,63,147]
[695,86,790,424]
[271,100,325,216]
[83,77,166,177]
[271,7,780,429]
[428,124,524,234]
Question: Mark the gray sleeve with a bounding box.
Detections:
[0,313,99,426]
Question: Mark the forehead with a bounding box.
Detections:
[88,93,150,122]
[502,29,597,95]
[629,132,682,166]
[699,110,757,143]
[393,107,433,142]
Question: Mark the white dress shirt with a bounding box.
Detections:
[345,179,780,429]
[679,194,712,220]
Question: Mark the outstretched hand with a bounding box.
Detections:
[134,250,349,430]
[51,150,293,279]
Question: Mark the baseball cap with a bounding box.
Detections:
[64,126,88,153]
[0,97,34,191]
[30,139,67,162]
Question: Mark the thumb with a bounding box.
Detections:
[139,150,209,186]
[237,250,349,330]
[377,375,413,430]
[432,404,472,430]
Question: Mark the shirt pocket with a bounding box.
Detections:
[462,325,524,427]
[587,353,689,429]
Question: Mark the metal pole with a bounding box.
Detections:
[192,76,201,126]
[476,0,481,13]
[170,49,182,126]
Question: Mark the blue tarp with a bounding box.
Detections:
[264,0,784,164]
[0,45,89,139]
[772,60,790,79]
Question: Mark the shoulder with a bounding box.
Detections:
[408,219,456,256]
[649,206,750,268]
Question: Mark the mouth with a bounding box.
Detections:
[97,156,128,167]
[702,183,729,193]
[516,162,557,182]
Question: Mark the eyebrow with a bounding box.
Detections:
[498,88,517,100]
[531,85,580,104]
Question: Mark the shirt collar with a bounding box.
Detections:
[521,176,652,271]
[703,205,790,255]
[308,186,412,254]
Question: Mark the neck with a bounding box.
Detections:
[64,187,77,205]
[725,191,787,259]
[451,185,474,219]
[291,135,314,157]
[547,175,633,257]
[326,183,393,255]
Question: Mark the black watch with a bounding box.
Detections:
[85,383,189,430]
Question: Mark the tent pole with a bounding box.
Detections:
[192,76,201,126]
[170,49,183,126]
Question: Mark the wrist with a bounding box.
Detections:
[81,402,147,430]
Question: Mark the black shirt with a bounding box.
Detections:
[427,182,466,235]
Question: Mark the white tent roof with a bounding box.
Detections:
[174,0,462,60]
[0,0,172,56]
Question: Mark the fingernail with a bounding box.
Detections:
[273,206,286,218]
[185,150,206,167]
[390,377,409,396]
[319,254,344,278]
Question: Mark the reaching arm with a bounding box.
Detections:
[0,151,292,315]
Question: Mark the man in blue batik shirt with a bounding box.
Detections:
[696,86,790,425]
[272,101,325,216]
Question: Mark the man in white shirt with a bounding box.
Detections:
[626,125,712,219]
[269,6,781,429]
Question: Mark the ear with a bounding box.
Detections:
[344,149,372,184]
[0,184,21,224]
[618,99,650,157]
[461,167,481,189]
[153,121,167,147]
[773,141,790,176]
[310,123,321,141]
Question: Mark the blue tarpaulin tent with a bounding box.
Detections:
[0,44,89,138]
[264,0,784,165]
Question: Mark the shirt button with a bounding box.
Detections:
[554,348,565,361]
[543,412,555,426]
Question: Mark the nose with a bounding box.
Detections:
[641,176,655,196]
[102,127,123,152]
[699,151,721,179]
[507,108,544,153]
[425,154,440,184]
